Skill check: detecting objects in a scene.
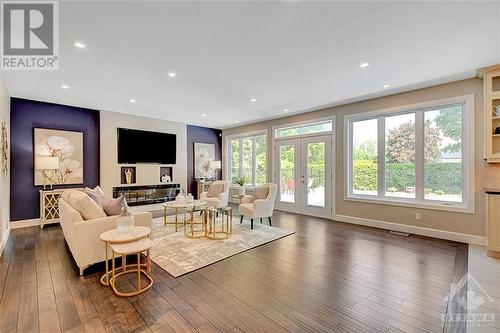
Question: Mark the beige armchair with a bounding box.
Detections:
[199,180,230,208]
[239,183,277,229]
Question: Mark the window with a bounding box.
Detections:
[346,97,473,212]
[276,120,332,138]
[228,133,267,186]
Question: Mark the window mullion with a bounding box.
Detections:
[238,138,243,179]
[415,111,424,201]
[252,136,256,186]
[377,117,385,198]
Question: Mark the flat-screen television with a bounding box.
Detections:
[117,128,176,164]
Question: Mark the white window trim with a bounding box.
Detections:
[273,116,334,141]
[225,129,268,186]
[344,94,475,214]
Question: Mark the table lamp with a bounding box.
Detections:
[36,156,60,190]
[210,160,222,180]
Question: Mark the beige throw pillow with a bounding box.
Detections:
[65,190,106,220]
[254,187,269,200]
[207,184,224,198]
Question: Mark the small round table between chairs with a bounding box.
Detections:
[99,226,153,297]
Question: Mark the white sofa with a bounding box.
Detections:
[199,180,230,208]
[239,183,277,229]
[59,195,153,276]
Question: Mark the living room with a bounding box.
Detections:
[0,1,500,332]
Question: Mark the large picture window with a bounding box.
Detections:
[346,97,473,212]
[228,132,267,186]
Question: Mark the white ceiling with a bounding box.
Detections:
[2,1,500,129]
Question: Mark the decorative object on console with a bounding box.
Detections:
[34,128,84,185]
[120,166,136,184]
[1,120,7,177]
[35,156,60,189]
[194,142,215,179]
[235,176,248,196]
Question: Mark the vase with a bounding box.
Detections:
[116,205,134,230]
[238,186,245,196]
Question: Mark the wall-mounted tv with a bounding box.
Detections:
[117,128,176,164]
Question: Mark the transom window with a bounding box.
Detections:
[276,120,333,138]
[228,132,267,186]
[346,97,474,212]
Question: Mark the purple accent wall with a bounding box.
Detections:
[10,98,100,221]
[186,125,222,197]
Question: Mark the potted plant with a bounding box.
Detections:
[234,176,248,196]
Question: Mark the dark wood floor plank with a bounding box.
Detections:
[0,210,469,333]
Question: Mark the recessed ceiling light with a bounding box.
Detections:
[61,84,69,89]
[283,109,289,112]
[202,113,207,117]
[73,41,86,49]
[129,99,136,103]
[250,98,257,102]
[235,120,240,123]
[360,62,370,68]
[383,84,390,89]
[167,72,177,78]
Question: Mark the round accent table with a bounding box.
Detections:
[109,237,153,297]
[206,207,233,240]
[99,226,151,287]
[162,200,206,232]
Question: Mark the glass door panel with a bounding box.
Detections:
[306,142,326,207]
[275,139,301,213]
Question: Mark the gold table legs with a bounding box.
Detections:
[164,207,187,232]
[206,207,233,240]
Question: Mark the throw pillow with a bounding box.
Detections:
[85,185,104,195]
[207,184,224,197]
[101,195,127,216]
[254,187,269,200]
[65,190,106,220]
[86,190,103,207]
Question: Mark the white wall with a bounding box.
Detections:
[0,77,10,256]
[99,110,187,196]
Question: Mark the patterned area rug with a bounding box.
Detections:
[149,216,294,277]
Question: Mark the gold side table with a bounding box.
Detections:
[99,226,151,287]
[163,200,206,232]
[185,206,208,238]
[206,207,233,240]
[109,237,153,297]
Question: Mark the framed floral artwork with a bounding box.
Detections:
[34,128,84,185]
[194,142,215,179]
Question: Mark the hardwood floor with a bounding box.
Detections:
[0,211,467,333]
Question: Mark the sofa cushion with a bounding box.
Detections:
[102,195,126,216]
[207,184,224,197]
[64,190,106,220]
[254,187,269,200]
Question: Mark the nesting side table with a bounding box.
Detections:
[99,226,153,297]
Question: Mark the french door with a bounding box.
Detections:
[275,135,332,218]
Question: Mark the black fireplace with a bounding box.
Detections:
[113,183,181,206]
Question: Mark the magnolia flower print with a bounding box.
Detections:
[58,159,82,183]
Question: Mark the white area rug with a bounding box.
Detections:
[149,216,294,277]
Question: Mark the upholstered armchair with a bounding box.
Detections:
[199,180,230,208]
[239,183,277,229]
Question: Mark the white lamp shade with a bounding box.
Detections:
[36,156,60,170]
[210,160,221,169]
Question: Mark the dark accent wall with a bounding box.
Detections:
[186,125,222,196]
[10,98,100,221]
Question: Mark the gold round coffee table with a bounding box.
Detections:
[163,200,206,232]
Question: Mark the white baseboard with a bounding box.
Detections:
[10,218,40,229]
[0,227,10,258]
[333,213,486,246]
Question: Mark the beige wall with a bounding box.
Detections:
[223,78,490,239]
[0,77,10,254]
[99,110,187,196]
